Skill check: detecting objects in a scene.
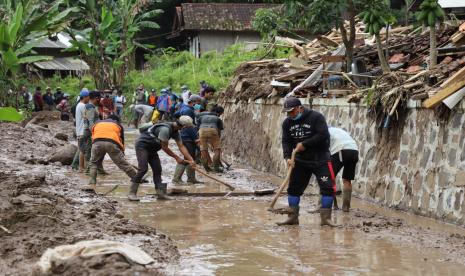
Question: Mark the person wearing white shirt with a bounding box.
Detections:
[75,89,90,172]
[329,127,359,212]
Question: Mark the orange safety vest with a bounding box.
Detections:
[91,120,124,150]
[148,95,157,106]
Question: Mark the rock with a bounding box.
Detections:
[54,133,69,141]
[49,144,78,165]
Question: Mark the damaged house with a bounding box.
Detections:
[169,3,280,57]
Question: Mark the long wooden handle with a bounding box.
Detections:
[193,167,235,191]
[269,149,297,209]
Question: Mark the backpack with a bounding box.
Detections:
[151,109,161,123]
[156,94,172,112]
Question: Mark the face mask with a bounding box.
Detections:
[292,111,303,121]
[194,104,202,110]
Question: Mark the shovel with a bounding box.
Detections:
[268,149,297,211]
[192,167,235,191]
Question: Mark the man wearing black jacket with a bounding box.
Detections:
[278,97,337,227]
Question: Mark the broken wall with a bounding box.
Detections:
[220,98,465,225]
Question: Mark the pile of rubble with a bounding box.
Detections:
[221,21,465,114]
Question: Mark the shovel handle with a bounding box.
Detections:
[193,167,235,191]
[268,149,297,210]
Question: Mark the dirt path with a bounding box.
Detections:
[0,115,179,275]
[90,130,465,275]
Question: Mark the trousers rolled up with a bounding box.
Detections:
[89,141,136,181]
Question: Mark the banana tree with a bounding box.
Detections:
[417,0,445,69]
[360,1,396,74]
[0,0,77,107]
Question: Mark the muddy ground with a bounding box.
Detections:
[0,112,179,275]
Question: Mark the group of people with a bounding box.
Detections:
[69,82,225,203]
[21,86,71,117]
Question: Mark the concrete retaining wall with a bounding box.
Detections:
[220,98,465,225]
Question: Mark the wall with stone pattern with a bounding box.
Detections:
[220,97,465,225]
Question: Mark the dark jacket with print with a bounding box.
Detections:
[282,108,330,165]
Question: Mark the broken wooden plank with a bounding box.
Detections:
[440,66,465,89]
[150,189,276,197]
[318,35,339,48]
[275,68,313,81]
[423,79,465,108]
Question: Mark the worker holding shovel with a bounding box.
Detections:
[128,116,196,201]
[277,97,337,227]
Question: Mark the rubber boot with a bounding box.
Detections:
[333,195,339,210]
[320,208,338,227]
[127,182,140,201]
[97,168,109,175]
[172,164,186,185]
[342,189,352,212]
[82,167,97,191]
[277,206,299,226]
[155,183,171,200]
[201,159,212,172]
[212,161,224,173]
[186,167,203,184]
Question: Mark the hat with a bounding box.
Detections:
[282,97,302,112]
[80,88,89,97]
[178,115,194,127]
[46,86,51,91]
[181,85,188,90]
[56,87,62,91]
[188,94,201,103]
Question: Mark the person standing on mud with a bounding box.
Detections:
[75,89,90,172]
[329,127,359,212]
[42,87,54,111]
[200,86,216,112]
[86,115,137,190]
[83,91,107,174]
[128,116,196,201]
[197,105,224,173]
[172,95,203,185]
[277,97,337,227]
[33,87,44,112]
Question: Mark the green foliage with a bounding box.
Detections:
[416,0,445,27]
[0,107,23,122]
[124,44,290,93]
[252,8,282,39]
[359,1,396,36]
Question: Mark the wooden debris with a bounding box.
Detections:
[423,79,465,108]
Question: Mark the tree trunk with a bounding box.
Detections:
[429,26,437,69]
[376,33,391,73]
[339,0,356,72]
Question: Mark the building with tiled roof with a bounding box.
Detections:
[170,3,280,57]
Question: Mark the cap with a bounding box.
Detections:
[46,86,51,90]
[56,87,62,91]
[178,115,194,127]
[80,88,89,98]
[282,97,302,112]
[181,85,188,90]
[188,94,202,103]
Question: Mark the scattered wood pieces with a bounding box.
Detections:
[423,79,465,108]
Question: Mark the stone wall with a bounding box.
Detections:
[220,98,465,225]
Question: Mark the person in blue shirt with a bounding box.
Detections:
[172,95,202,184]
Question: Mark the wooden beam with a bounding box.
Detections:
[440,66,465,89]
[423,79,465,108]
[275,68,313,81]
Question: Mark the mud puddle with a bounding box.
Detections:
[89,130,465,275]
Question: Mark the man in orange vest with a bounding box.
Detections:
[85,115,137,190]
[148,89,157,107]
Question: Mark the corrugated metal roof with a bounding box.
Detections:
[33,57,90,71]
[439,0,465,8]
[35,38,68,49]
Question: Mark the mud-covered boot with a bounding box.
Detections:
[186,167,203,184]
[97,168,109,175]
[127,182,140,201]
[82,168,97,191]
[342,189,352,212]
[320,208,338,227]
[201,160,212,172]
[277,206,299,226]
[172,164,186,185]
[333,195,339,210]
[155,183,172,200]
[212,161,224,173]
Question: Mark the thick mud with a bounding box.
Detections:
[96,131,465,275]
[0,114,179,275]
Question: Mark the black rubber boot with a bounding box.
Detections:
[276,206,299,226]
[155,183,171,200]
[201,160,212,172]
[320,208,338,227]
[186,167,203,184]
[127,182,140,201]
[212,161,224,173]
[342,189,352,212]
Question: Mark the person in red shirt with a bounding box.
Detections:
[99,90,115,118]
[33,87,44,111]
